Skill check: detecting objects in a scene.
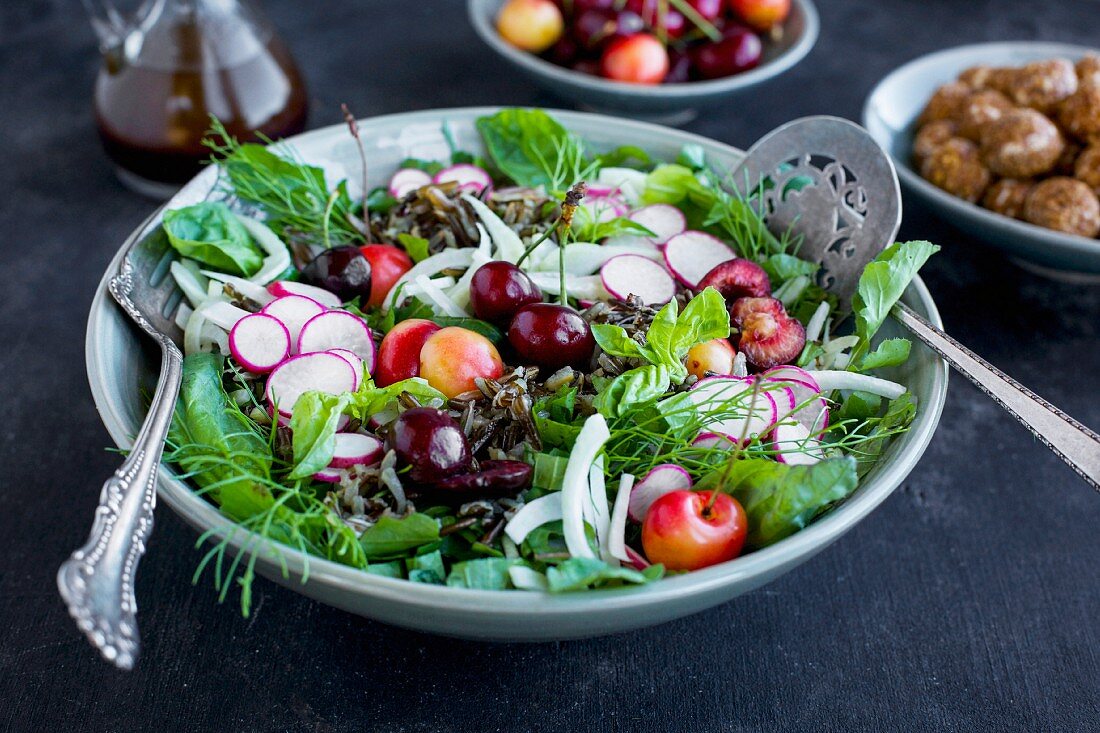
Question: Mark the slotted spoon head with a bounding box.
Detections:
[109,225,186,348]
[731,115,902,312]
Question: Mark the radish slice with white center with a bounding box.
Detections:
[600,254,676,305]
[628,464,693,523]
[261,295,326,352]
[580,195,628,224]
[432,164,492,194]
[628,204,686,245]
[265,351,357,416]
[297,310,376,371]
[689,376,778,444]
[266,280,342,309]
[313,467,348,484]
[329,432,384,468]
[328,348,365,382]
[692,432,737,450]
[771,422,825,466]
[762,366,830,434]
[229,313,291,373]
[389,168,432,198]
[624,545,650,570]
[663,231,735,288]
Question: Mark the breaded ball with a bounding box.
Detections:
[913,120,958,162]
[986,67,1020,95]
[920,137,992,203]
[1074,144,1100,195]
[1058,84,1100,144]
[980,108,1065,177]
[982,179,1033,219]
[957,90,1014,141]
[1077,53,1100,88]
[918,82,970,125]
[1009,58,1078,112]
[1055,139,1082,175]
[958,65,994,90]
[1023,177,1100,237]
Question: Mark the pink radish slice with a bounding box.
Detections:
[692,432,737,450]
[628,464,694,523]
[273,407,348,431]
[624,545,650,570]
[262,295,326,353]
[762,366,830,434]
[629,204,686,245]
[586,185,619,198]
[266,280,342,309]
[313,468,348,484]
[689,376,778,444]
[229,313,291,373]
[367,404,399,430]
[265,351,357,416]
[327,348,365,383]
[297,310,376,372]
[432,164,493,194]
[329,432,384,469]
[771,422,825,466]
[600,254,676,305]
[663,231,736,288]
[389,168,432,198]
[581,195,628,224]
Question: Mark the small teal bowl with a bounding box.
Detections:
[863,41,1100,280]
[467,0,819,124]
[86,107,946,640]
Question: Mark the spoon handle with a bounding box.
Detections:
[56,339,183,669]
[893,302,1100,491]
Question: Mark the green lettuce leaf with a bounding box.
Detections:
[162,202,263,276]
[858,338,912,371]
[397,233,431,263]
[445,558,522,589]
[475,108,595,192]
[593,365,671,418]
[852,240,939,353]
[546,557,664,592]
[359,513,441,560]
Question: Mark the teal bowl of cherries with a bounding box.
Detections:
[468,0,819,124]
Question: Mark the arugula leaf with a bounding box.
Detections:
[852,240,939,355]
[475,109,597,192]
[593,365,671,418]
[359,514,441,560]
[858,338,912,371]
[445,558,522,589]
[397,233,431,263]
[397,156,445,175]
[851,393,917,475]
[288,392,354,479]
[545,558,664,592]
[162,202,263,276]
[834,391,883,422]
[719,456,860,548]
[366,186,398,215]
[761,253,819,283]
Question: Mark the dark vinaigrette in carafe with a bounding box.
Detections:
[93,0,308,196]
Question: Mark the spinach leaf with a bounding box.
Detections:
[445,558,522,589]
[858,338,912,371]
[397,233,431,263]
[287,392,354,479]
[852,240,939,355]
[720,456,859,549]
[532,452,570,491]
[162,202,263,276]
[406,550,446,584]
[593,365,671,418]
[546,558,664,592]
[475,109,596,192]
[359,513,441,560]
[593,144,652,168]
[397,157,445,175]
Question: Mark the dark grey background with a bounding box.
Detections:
[3,0,1100,731]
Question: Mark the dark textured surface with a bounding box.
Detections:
[3,1,1100,731]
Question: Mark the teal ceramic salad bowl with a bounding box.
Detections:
[467,0,819,124]
[85,107,947,640]
[863,41,1100,280]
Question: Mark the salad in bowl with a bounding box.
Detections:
[133,107,938,616]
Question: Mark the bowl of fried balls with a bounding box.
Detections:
[864,42,1100,279]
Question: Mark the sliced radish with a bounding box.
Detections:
[329,432,384,469]
[389,168,432,198]
[600,254,676,305]
[627,464,694,523]
[762,366,830,434]
[313,467,348,484]
[328,348,365,382]
[297,310,376,372]
[433,164,492,194]
[261,295,326,353]
[771,422,825,466]
[266,280,342,309]
[689,376,778,444]
[692,432,737,450]
[624,545,651,570]
[265,351,357,416]
[229,313,291,373]
[580,195,628,224]
[628,204,686,245]
[663,231,736,288]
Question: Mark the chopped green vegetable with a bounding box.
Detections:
[546,557,663,592]
[475,109,598,193]
[359,514,441,560]
[162,202,263,277]
[851,240,940,360]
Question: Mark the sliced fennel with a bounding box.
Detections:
[235,214,291,284]
[560,414,610,560]
[383,247,475,311]
[464,194,524,263]
[807,370,906,399]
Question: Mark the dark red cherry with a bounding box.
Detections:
[689,25,762,79]
[300,245,372,302]
[572,8,617,48]
[469,262,543,323]
[432,460,534,498]
[388,407,472,484]
[507,303,596,370]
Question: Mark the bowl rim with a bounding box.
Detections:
[861,40,1100,257]
[86,106,948,616]
[466,0,819,98]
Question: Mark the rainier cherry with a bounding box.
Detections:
[641,490,748,571]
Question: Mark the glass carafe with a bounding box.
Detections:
[84,0,309,198]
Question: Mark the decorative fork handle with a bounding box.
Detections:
[57,338,183,669]
[894,302,1100,491]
